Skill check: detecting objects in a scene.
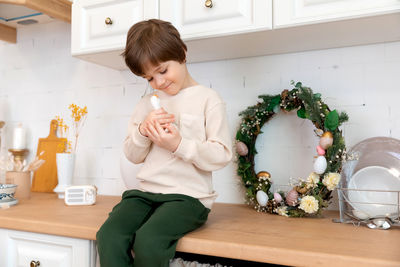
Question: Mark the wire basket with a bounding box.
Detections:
[336,187,400,229]
[336,137,400,230]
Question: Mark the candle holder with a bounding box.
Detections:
[8,148,29,164]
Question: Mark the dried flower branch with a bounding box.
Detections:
[55,104,88,153]
[55,116,69,138]
[0,151,45,172]
[69,104,88,153]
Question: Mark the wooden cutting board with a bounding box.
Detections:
[31,119,67,192]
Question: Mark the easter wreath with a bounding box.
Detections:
[236,81,348,217]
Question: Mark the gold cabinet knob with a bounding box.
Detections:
[30,261,41,267]
[105,17,113,25]
[205,0,213,8]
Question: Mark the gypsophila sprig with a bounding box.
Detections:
[236,81,348,218]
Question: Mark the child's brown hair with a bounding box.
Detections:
[122,19,187,76]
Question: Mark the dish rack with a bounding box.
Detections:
[335,187,400,230]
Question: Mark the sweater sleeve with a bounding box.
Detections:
[173,102,232,171]
[123,100,152,164]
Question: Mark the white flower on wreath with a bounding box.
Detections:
[306,172,320,188]
[299,196,319,214]
[322,172,341,191]
[275,206,289,217]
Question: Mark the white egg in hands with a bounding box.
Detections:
[150,94,161,110]
[256,190,268,207]
[313,156,327,174]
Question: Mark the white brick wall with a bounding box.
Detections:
[1,21,400,208]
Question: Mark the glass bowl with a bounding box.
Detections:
[340,137,400,220]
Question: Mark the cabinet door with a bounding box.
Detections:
[160,0,272,40]
[0,229,95,267]
[71,0,158,55]
[274,0,400,28]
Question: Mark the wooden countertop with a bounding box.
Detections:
[0,193,399,266]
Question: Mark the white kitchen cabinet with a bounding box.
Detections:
[274,0,400,28]
[159,0,272,40]
[71,0,158,69]
[71,0,272,69]
[71,0,400,70]
[0,228,96,267]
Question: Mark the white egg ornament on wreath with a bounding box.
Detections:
[256,190,268,207]
[313,156,327,174]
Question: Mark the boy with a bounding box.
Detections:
[96,19,232,267]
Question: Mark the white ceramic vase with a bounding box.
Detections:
[54,153,75,199]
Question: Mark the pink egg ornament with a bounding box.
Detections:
[274,192,283,203]
[286,189,299,206]
[236,141,249,156]
[319,131,333,150]
[316,145,325,156]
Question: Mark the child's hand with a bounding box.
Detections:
[145,120,181,152]
[139,108,175,136]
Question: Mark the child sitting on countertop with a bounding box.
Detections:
[96,19,232,267]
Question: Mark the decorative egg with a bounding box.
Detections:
[256,171,271,180]
[313,156,327,174]
[295,186,308,194]
[236,141,248,156]
[256,190,268,207]
[286,189,298,206]
[319,131,333,149]
[316,145,325,156]
[273,192,283,203]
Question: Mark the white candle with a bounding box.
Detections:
[13,124,26,149]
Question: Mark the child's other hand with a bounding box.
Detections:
[139,108,175,136]
[145,120,181,152]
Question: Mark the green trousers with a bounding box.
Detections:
[96,189,210,267]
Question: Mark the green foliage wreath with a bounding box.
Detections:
[236,81,348,217]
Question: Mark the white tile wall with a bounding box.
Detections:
[1,21,400,209]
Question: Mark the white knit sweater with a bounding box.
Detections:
[123,85,232,209]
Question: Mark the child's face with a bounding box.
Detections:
[142,60,188,95]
